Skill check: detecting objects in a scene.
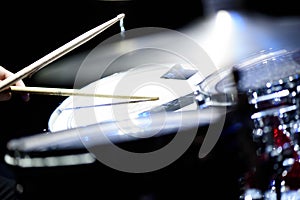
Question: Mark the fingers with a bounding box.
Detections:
[0,65,13,80]
[0,91,12,101]
[0,66,30,102]
[14,79,30,102]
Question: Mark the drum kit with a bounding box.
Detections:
[3,13,300,199]
[203,48,300,199]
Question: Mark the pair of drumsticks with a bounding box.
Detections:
[0,13,159,102]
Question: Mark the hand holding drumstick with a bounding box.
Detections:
[0,66,30,102]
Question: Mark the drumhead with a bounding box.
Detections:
[48,63,201,132]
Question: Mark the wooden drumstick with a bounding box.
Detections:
[0,13,125,92]
[10,86,159,101]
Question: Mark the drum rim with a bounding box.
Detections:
[195,49,300,106]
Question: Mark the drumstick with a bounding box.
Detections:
[0,13,125,92]
[10,86,159,101]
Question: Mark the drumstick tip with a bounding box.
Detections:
[117,13,125,19]
[151,97,159,101]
